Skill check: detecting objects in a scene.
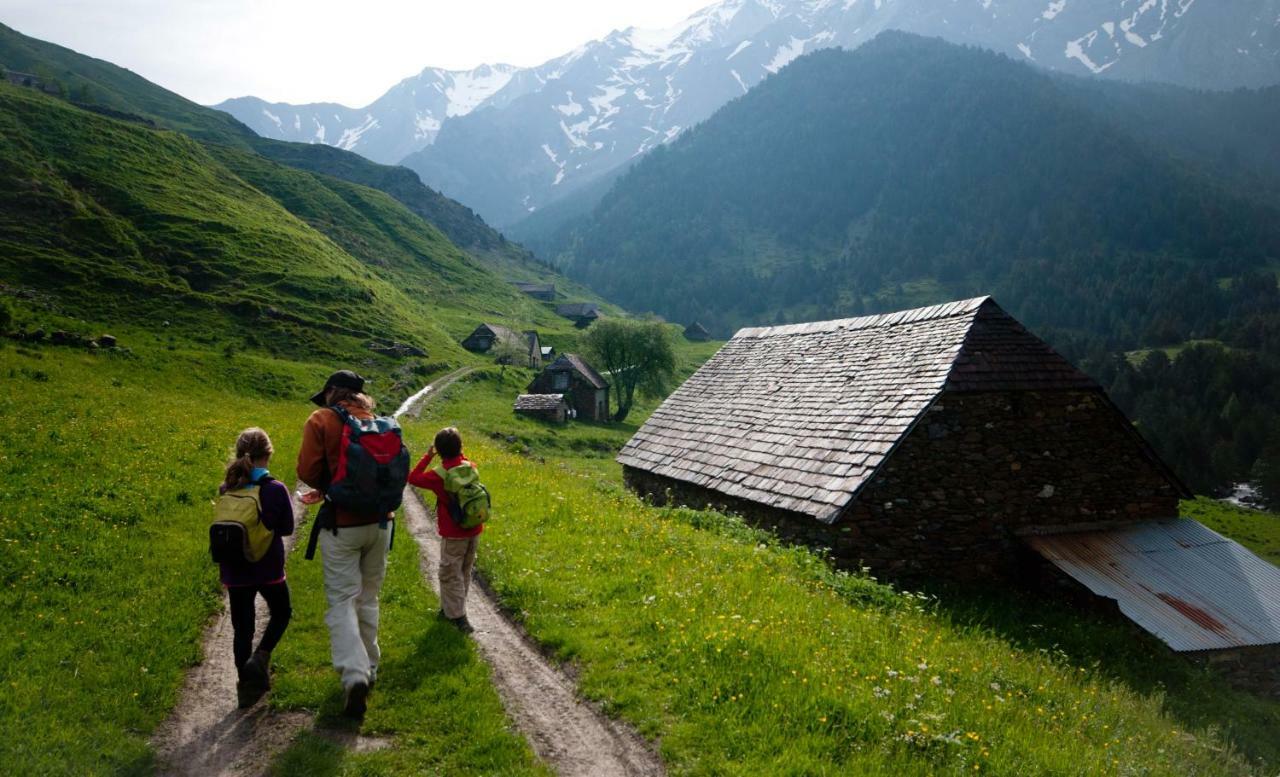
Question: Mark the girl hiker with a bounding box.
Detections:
[217,428,294,708]
[409,427,483,634]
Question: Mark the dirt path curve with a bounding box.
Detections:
[151,500,312,777]
[397,369,664,777]
[402,493,663,777]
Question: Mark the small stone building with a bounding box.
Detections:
[528,353,609,421]
[619,297,1280,693]
[684,321,711,342]
[513,393,569,423]
[461,323,541,369]
[515,282,556,301]
[555,303,601,328]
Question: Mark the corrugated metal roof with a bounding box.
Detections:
[1025,519,1280,652]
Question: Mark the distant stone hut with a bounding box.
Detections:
[461,323,541,369]
[618,297,1280,694]
[514,282,556,301]
[4,69,57,94]
[555,303,600,328]
[528,353,609,421]
[513,393,569,423]
[684,321,711,342]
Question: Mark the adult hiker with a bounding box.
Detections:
[296,370,409,719]
[211,428,294,708]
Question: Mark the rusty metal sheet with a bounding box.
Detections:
[1025,519,1280,651]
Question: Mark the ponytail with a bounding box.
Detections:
[223,427,274,491]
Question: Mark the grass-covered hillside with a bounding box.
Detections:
[0,21,608,306]
[404,368,1280,775]
[0,82,587,362]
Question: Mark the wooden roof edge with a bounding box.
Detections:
[732,296,991,340]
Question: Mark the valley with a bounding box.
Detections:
[1,4,1279,775]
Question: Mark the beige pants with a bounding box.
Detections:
[439,536,478,619]
[320,522,390,688]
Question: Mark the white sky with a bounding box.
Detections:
[0,0,713,106]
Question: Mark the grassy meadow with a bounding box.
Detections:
[403,370,1280,776]
[0,337,543,775]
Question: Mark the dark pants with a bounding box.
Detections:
[227,581,292,669]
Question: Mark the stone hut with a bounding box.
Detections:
[555,303,601,328]
[513,393,569,423]
[619,296,1280,694]
[684,321,711,342]
[528,353,609,421]
[461,323,541,368]
[515,282,556,301]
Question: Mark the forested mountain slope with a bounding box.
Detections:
[548,33,1280,496]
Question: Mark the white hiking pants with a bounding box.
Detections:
[320,522,390,689]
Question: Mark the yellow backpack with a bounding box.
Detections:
[209,475,275,564]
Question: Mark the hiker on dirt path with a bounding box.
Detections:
[296,370,408,720]
[408,427,487,634]
[214,428,294,709]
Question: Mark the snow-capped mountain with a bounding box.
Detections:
[215,63,530,164]
[216,0,1280,226]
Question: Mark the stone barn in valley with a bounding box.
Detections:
[528,353,609,421]
[462,323,541,369]
[513,393,569,423]
[619,296,1280,694]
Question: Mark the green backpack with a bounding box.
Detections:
[434,463,491,530]
[209,474,275,564]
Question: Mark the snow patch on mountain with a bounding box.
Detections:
[444,66,517,117]
[336,114,379,150]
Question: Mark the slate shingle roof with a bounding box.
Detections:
[617,297,1099,523]
[550,353,610,389]
[514,394,567,411]
[556,303,601,318]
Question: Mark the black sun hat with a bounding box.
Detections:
[310,369,367,407]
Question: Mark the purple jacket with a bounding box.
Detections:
[218,478,295,587]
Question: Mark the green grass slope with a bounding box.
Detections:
[0,83,585,362]
[0,21,610,308]
[0,341,544,775]
[404,370,1280,775]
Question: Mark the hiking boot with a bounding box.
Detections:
[236,678,265,709]
[242,650,270,691]
[449,615,474,634]
[343,681,369,720]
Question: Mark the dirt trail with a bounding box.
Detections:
[397,368,663,777]
[151,500,312,777]
[401,492,664,777]
[152,366,660,775]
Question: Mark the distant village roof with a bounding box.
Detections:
[684,321,711,340]
[471,323,522,345]
[618,297,1123,523]
[549,353,609,389]
[1024,519,1280,651]
[514,393,567,411]
[556,303,600,319]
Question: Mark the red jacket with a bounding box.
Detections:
[408,453,483,539]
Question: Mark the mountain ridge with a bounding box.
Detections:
[217,0,1280,226]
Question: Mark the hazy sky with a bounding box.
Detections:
[0,0,713,106]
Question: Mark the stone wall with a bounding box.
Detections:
[1189,645,1280,699]
[843,389,1182,580]
[624,389,1183,582]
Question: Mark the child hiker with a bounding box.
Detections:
[409,427,482,634]
[216,428,294,707]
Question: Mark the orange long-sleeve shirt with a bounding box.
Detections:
[296,401,389,527]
